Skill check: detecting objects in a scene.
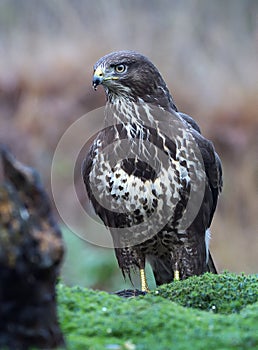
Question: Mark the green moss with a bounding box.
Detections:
[57,273,258,350]
[154,272,258,314]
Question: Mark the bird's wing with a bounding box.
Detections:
[178,110,223,223]
[189,127,222,275]
[179,111,223,211]
[178,112,201,133]
[189,127,223,227]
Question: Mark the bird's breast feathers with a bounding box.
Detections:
[88,119,206,229]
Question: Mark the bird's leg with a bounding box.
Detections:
[140,268,150,292]
[174,262,180,281]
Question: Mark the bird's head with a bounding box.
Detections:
[92,50,175,109]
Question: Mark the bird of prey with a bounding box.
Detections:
[82,51,222,291]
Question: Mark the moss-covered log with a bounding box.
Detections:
[0,147,65,349]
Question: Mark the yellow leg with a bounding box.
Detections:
[174,269,180,281]
[174,262,180,281]
[140,268,150,292]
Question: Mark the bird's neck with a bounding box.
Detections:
[104,97,180,148]
[105,97,143,129]
[106,83,178,118]
[138,87,178,114]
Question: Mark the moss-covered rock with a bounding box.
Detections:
[58,273,258,350]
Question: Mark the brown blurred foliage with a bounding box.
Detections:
[0,0,257,282]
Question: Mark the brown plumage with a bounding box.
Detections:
[82,51,222,290]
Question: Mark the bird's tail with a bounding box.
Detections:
[207,251,218,274]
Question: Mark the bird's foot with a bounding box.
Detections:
[114,289,147,298]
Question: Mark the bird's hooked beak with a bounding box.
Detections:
[92,66,104,91]
[92,65,119,91]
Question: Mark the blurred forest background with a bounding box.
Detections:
[0,0,257,291]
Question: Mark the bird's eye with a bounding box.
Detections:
[115,64,126,73]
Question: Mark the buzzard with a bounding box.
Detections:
[82,51,222,291]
